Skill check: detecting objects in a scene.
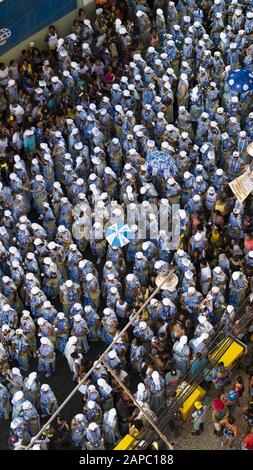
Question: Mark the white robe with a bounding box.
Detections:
[64,339,76,371]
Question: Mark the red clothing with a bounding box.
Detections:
[116,8,124,19]
[244,237,253,252]
[244,434,253,450]
[104,72,114,83]
[233,383,244,398]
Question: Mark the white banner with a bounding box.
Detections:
[229,166,253,203]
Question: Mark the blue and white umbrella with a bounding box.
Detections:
[226,68,253,93]
[147,150,178,178]
[106,222,132,248]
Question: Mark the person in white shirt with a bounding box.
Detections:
[199,258,212,295]
[9,103,25,124]
[91,59,105,76]
[12,130,24,151]
[8,61,20,81]
[0,63,9,87]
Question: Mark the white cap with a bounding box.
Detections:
[188,287,196,294]
[8,79,16,87]
[198,315,206,324]
[103,308,113,316]
[26,272,34,280]
[139,321,147,330]
[3,304,11,312]
[211,286,219,294]
[214,266,222,274]
[31,287,40,295]
[88,422,98,431]
[167,177,175,186]
[12,260,19,268]
[22,310,31,318]
[185,270,193,280]
[87,400,96,410]
[40,337,50,345]
[182,258,191,267]
[232,271,240,281]
[156,8,164,16]
[74,314,82,322]
[184,171,192,180]
[108,350,117,359]
[16,329,23,335]
[22,401,32,411]
[179,335,188,345]
[41,384,50,392]
[74,414,84,423]
[73,303,82,311]
[196,175,203,183]
[227,305,234,314]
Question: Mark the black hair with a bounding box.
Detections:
[133,419,144,431]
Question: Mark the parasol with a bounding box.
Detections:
[155,272,179,290]
[226,68,253,93]
[147,150,178,178]
[105,221,132,248]
[247,142,253,157]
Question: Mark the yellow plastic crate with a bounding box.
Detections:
[114,434,135,450]
[209,337,246,368]
[176,382,206,421]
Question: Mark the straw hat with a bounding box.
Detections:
[155,272,178,291]
[247,142,253,157]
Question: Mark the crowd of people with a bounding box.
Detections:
[1,0,253,451]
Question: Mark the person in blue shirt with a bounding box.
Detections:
[23,372,39,408]
[147,370,165,412]
[39,383,58,417]
[38,337,55,378]
[12,329,30,372]
[20,400,40,437]
[0,383,11,420]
